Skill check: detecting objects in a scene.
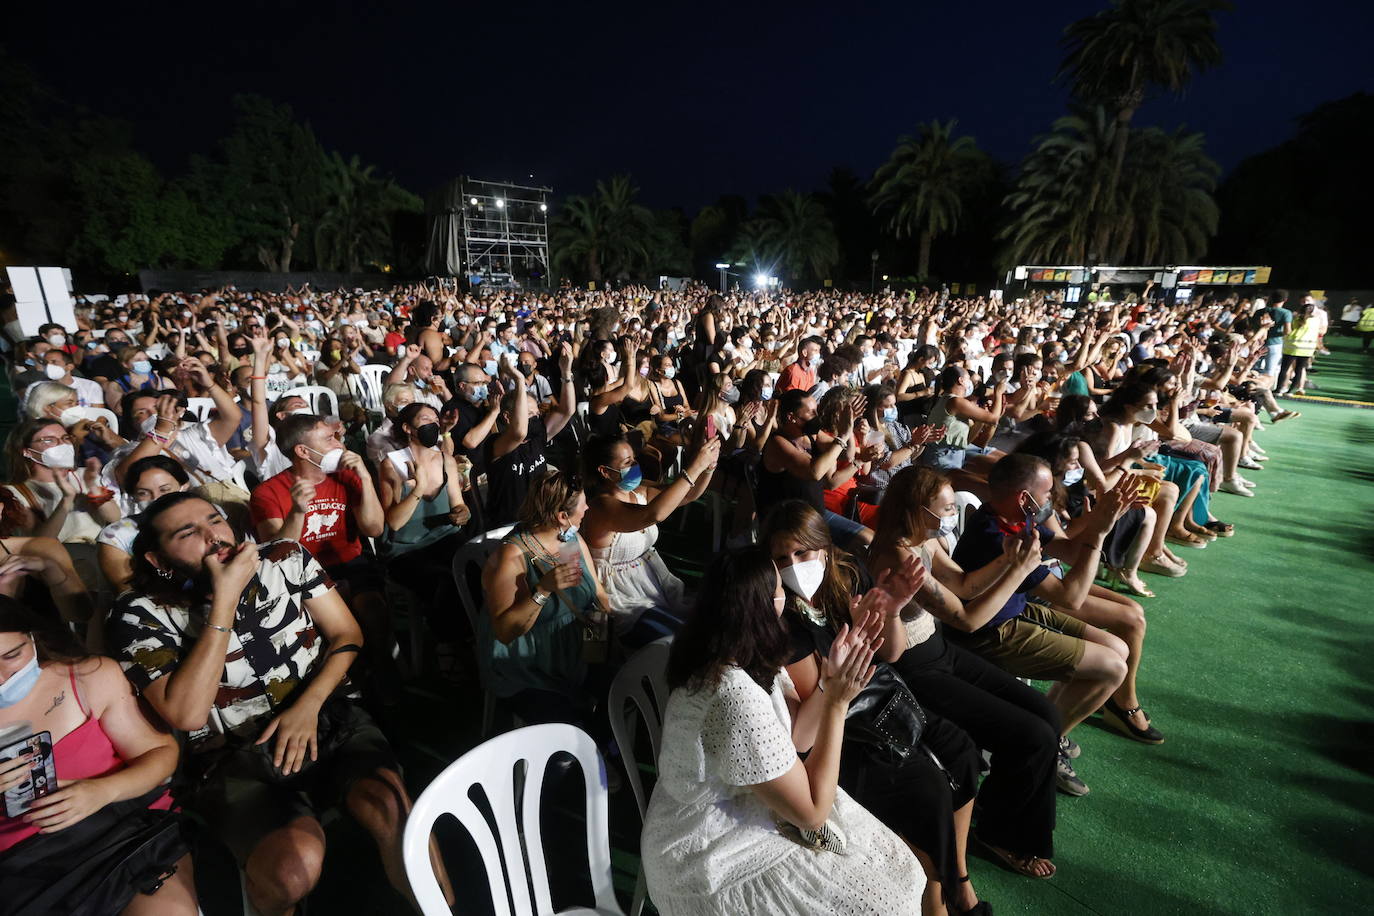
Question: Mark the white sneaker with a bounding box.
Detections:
[1248,452,1269,462]
[1237,456,1262,470]
[1235,474,1257,487]
[1220,478,1254,497]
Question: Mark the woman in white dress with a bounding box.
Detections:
[642,547,924,916]
[579,433,719,649]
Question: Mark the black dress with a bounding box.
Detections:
[784,602,978,895]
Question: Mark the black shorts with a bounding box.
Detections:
[188,704,399,863]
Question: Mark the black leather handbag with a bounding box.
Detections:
[841,662,928,764]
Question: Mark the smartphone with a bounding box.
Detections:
[704,414,717,440]
[1,731,57,818]
[1022,504,1038,544]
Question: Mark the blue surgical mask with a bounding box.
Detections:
[484,360,498,376]
[557,523,579,543]
[882,407,898,422]
[468,383,489,402]
[132,359,153,375]
[609,463,643,492]
[0,637,40,709]
[1063,467,1085,486]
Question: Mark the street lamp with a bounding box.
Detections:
[715,262,730,294]
[870,250,879,294]
[469,197,478,206]
[495,199,505,209]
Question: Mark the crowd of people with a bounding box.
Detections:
[0,278,1331,914]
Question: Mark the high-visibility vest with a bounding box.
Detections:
[1358,307,1374,333]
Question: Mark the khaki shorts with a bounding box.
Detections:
[954,601,1087,681]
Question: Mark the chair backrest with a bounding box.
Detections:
[287,385,340,418]
[607,638,672,818]
[355,364,391,413]
[941,490,982,554]
[80,406,119,430]
[184,397,217,423]
[451,525,517,634]
[403,723,622,916]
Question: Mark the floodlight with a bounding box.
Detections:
[754,273,769,287]
[469,197,478,205]
[495,199,505,209]
[715,262,730,270]
[539,203,548,212]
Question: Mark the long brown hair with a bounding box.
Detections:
[759,500,861,627]
[871,466,949,558]
[5,418,65,484]
[0,595,88,666]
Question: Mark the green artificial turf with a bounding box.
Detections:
[1285,333,1374,405]
[964,343,1374,914]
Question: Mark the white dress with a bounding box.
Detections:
[642,667,923,916]
[589,491,688,639]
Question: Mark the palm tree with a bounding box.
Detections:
[1059,0,1228,255]
[551,174,655,283]
[1001,108,1122,265]
[869,120,984,279]
[1002,110,1218,265]
[750,190,839,284]
[314,153,419,272]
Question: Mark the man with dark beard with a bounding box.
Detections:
[482,341,576,526]
[105,493,450,916]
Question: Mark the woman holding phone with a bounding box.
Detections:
[0,597,194,914]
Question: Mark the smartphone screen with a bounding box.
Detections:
[1,731,57,818]
[1023,505,1038,543]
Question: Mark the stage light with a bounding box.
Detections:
[755,273,776,289]
[469,197,478,205]
[715,263,730,270]
[540,203,548,212]
[495,199,505,209]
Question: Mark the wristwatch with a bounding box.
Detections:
[531,587,551,606]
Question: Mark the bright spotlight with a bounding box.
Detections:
[469,197,478,205]
[539,203,548,212]
[495,199,505,209]
[754,273,777,289]
[715,262,730,270]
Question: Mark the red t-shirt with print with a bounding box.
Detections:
[249,468,364,567]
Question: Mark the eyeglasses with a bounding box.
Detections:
[31,435,74,446]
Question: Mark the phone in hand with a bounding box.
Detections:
[1022,504,1039,544]
[704,414,717,440]
[1,731,57,818]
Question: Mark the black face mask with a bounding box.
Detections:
[230,346,251,358]
[415,422,441,448]
[802,417,823,436]
[518,363,534,378]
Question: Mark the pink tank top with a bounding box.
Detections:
[0,667,172,853]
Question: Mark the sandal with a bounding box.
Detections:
[1105,568,1154,597]
[1204,520,1235,537]
[1166,531,1209,549]
[1101,698,1165,744]
[1140,555,1186,578]
[978,838,1057,879]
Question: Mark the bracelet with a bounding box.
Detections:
[681,472,697,488]
[205,622,231,634]
[251,375,267,380]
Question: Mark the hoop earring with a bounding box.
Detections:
[155,567,173,580]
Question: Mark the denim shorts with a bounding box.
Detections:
[822,509,868,547]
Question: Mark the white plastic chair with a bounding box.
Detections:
[78,406,119,430]
[286,384,339,418]
[403,723,626,916]
[607,639,672,916]
[941,490,982,554]
[184,397,216,423]
[452,525,516,736]
[354,364,391,414]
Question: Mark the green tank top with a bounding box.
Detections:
[382,479,461,556]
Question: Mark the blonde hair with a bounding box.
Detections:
[25,382,78,421]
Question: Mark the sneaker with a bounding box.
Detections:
[1248,451,1270,462]
[1059,734,1081,759]
[1237,456,1262,470]
[1056,752,1089,796]
[1220,478,1254,497]
[1235,474,1257,487]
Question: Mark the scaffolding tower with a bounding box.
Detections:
[458,177,552,288]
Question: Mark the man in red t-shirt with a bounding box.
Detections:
[249,413,394,694]
[777,336,824,393]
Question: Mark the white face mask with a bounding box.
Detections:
[58,406,86,427]
[307,446,343,474]
[1063,467,1085,486]
[32,443,75,469]
[779,557,825,602]
[1135,407,1158,425]
[44,363,67,381]
[930,511,958,539]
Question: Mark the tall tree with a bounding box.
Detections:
[551,174,656,283]
[869,120,986,279]
[1002,109,1218,266]
[728,191,839,287]
[1059,0,1228,256]
[314,152,421,272]
[188,95,328,272]
[818,166,880,283]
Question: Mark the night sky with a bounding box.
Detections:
[9,0,1372,210]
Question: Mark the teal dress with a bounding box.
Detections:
[381,478,461,558]
[477,527,596,699]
